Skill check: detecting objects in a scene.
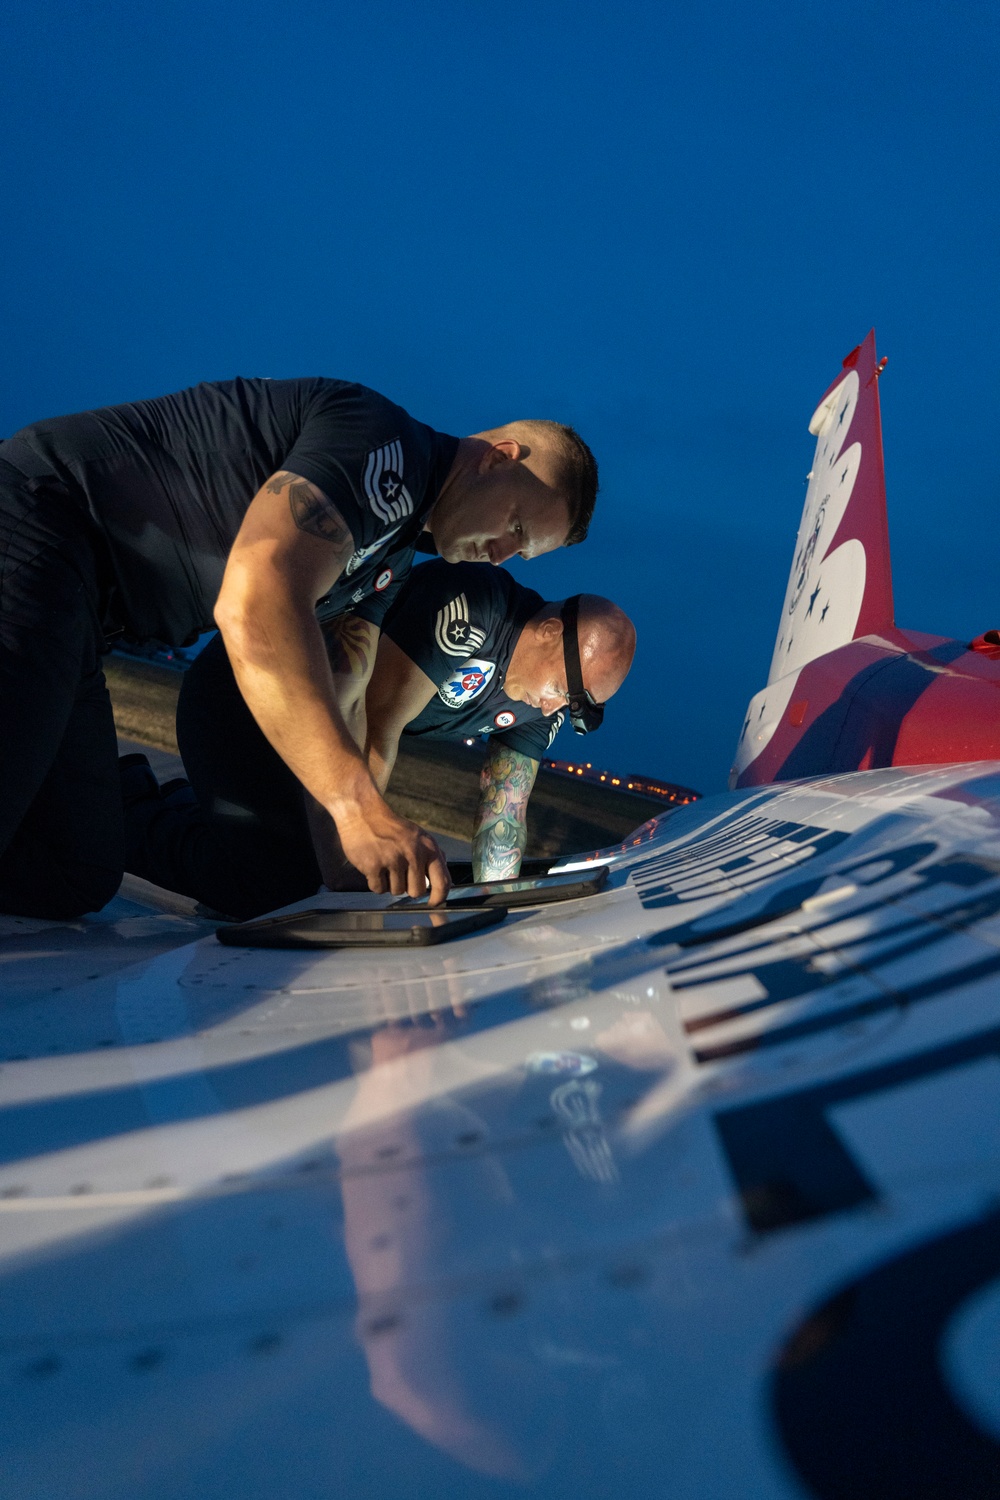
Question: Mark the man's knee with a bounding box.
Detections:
[67,860,124,916]
[0,853,123,921]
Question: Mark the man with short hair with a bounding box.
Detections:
[0,378,597,917]
[122,560,635,919]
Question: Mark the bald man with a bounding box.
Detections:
[122,561,635,918]
[0,377,597,916]
[367,561,635,881]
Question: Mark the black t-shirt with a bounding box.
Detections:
[0,378,458,645]
[381,559,565,760]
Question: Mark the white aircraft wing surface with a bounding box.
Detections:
[5,762,1000,1497]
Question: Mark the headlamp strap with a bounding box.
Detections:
[562,594,585,699]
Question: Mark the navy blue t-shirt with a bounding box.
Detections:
[0,378,458,645]
[381,559,565,760]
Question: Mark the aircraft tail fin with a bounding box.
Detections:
[730,332,894,788]
[766,330,894,684]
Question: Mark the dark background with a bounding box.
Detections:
[2,0,996,791]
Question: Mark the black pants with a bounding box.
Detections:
[124,631,322,919]
[0,458,124,919]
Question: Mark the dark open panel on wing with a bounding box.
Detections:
[216,906,506,949]
[397,866,610,910]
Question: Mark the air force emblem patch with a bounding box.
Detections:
[438,658,496,708]
[435,594,487,658]
[344,524,401,577]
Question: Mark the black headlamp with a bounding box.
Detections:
[561,595,605,735]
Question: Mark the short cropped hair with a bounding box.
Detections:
[522,420,599,546]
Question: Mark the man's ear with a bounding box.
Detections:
[478,438,521,473]
[536,613,564,643]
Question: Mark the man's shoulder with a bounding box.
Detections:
[390,562,533,651]
[206,376,446,456]
[267,382,458,547]
[407,559,531,611]
[296,379,446,446]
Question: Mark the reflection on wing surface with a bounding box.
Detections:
[5,767,1000,1495]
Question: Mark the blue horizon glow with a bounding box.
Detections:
[3,0,997,792]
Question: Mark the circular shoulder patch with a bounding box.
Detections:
[494,710,516,729]
[374,568,393,591]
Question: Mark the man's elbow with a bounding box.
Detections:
[215,539,297,627]
[213,587,258,662]
[213,585,241,639]
[214,567,301,663]
[214,591,291,676]
[213,556,260,632]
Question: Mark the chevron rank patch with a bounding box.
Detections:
[435,594,487,658]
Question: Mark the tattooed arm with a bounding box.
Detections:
[215,471,449,902]
[471,745,540,882]
[323,613,380,749]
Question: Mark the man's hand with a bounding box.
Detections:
[305,787,450,902]
[336,791,451,902]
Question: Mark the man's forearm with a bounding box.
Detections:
[304,687,369,888]
[472,813,527,882]
[367,731,399,795]
[471,747,539,882]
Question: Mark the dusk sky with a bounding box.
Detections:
[2,0,997,792]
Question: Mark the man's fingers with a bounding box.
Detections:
[425,848,452,907]
[346,819,450,904]
[386,851,410,896]
[405,841,433,899]
[405,858,425,900]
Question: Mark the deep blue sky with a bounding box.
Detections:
[2,0,997,792]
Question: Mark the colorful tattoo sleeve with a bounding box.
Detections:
[471,746,539,882]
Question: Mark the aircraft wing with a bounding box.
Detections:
[5,760,1000,1497]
